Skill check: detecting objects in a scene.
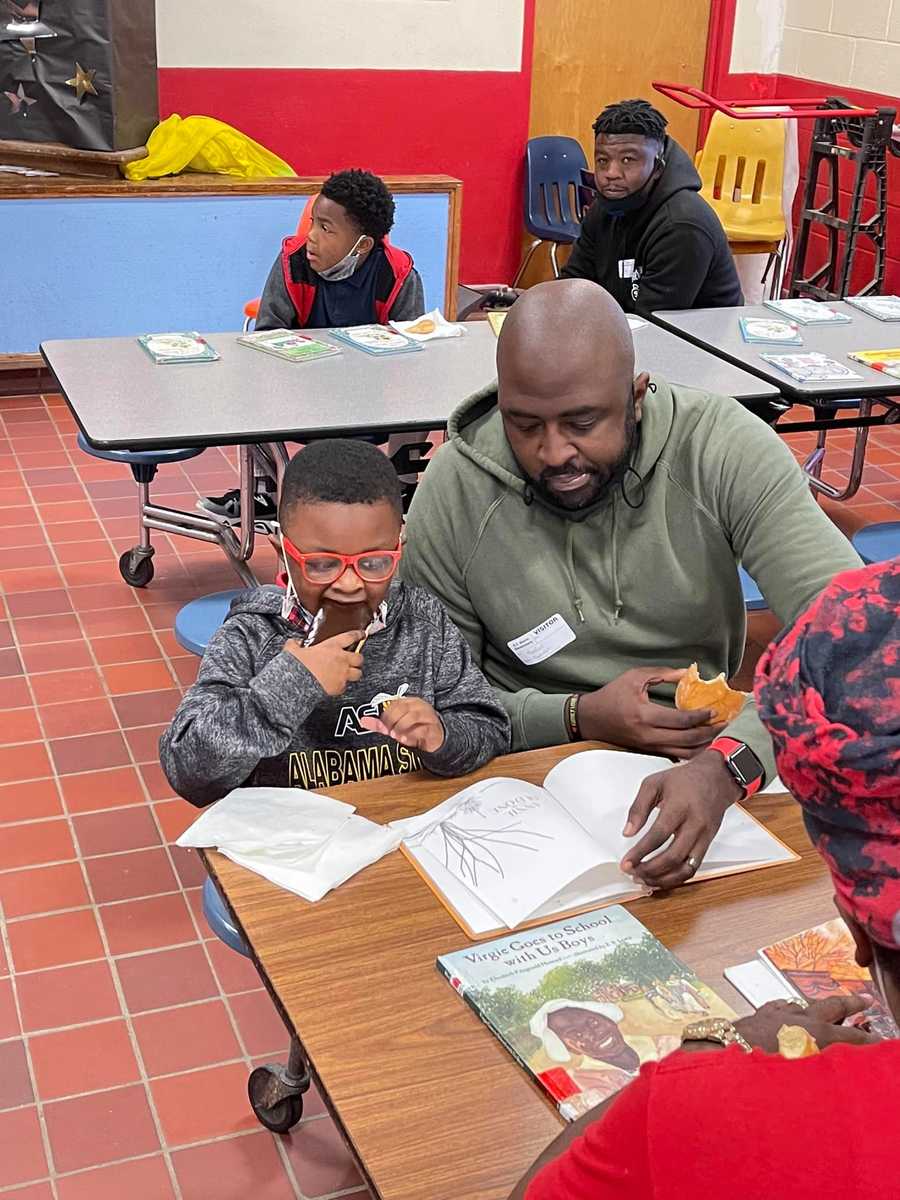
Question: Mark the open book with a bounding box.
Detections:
[391,750,797,939]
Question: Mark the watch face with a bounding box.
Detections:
[729,743,763,786]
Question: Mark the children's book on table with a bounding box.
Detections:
[390,749,797,940]
[847,348,900,379]
[762,299,851,325]
[237,329,342,363]
[330,325,423,356]
[438,904,735,1120]
[759,918,899,1039]
[138,332,220,364]
[759,352,863,384]
[739,316,802,345]
[845,295,900,322]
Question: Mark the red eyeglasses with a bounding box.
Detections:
[282,534,402,584]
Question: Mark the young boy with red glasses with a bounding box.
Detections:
[160,440,510,807]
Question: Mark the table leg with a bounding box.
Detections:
[802,398,871,502]
[238,443,257,563]
[142,503,258,587]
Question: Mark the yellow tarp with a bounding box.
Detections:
[124,114,294,181]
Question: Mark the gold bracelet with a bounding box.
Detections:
[566,694,581,741]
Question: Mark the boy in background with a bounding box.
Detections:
[200,168,426,526]
[163,440,509,807]
[256,167,425,331]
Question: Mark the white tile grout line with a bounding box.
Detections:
[3,430,187,1200]
[5,398,310,1198]
[2,399,355,1198]
[0,986,264,1042]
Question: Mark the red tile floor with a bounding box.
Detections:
[0,391,897,1198]
[0,393,369,1200]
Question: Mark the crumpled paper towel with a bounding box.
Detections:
[177,787,400,901]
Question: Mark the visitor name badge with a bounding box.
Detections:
[508,614,576,666]
[618,258,635,280]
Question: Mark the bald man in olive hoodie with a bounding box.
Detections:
[402,281,860,892]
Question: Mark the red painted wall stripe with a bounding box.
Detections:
[158,4,535,288]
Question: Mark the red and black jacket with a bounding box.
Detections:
[279,234,414,326]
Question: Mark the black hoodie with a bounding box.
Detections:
[562,137,743,315]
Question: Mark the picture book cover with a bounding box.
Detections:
[138,333,220,365]
[846,295,900,322]
[237,330,341,363]
[739,316,802,345]
[760,917,898,1040]
[759,352,862,384]
[438,905,734,1120]
[763,299,851,325]
[847,348,900,379]
[330,325,423,356]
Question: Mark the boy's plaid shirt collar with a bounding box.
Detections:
[276,572,315,633]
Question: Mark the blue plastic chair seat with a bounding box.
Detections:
[739,566,766,610]
[77,430,203,466]
[203,876,251,958]
[175,589,244,656]
[852,521,900,565]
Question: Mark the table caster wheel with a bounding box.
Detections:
[118,548,154,588]
[248,1065,305,1133]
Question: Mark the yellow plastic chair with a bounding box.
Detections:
[695,111,787,297]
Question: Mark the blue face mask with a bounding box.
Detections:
[314,235,367,282]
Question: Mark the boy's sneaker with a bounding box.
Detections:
[197,489,277,526]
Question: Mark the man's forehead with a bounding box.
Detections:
[595,133,655,151]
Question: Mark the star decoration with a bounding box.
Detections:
[66,62,98,101]
[4,82,37,114]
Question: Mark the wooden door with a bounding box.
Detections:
[520,0,713,285]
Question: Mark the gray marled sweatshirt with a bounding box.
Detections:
[159,581,511,807]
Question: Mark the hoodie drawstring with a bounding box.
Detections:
[610,499,623,624]
[564,523,585,624]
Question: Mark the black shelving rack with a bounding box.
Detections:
[789,98,899,302]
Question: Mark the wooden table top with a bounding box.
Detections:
[205,743,833,1200]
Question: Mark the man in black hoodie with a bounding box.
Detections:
[562,99,742,316]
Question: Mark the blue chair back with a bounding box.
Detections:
[524,136,589,243]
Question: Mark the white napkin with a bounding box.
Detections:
[176,787,354,854]
[177,786,400,902]
[222,815,402,902]
[390,308,465,342]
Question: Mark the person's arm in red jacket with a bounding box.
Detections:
[509,1070,653,1200]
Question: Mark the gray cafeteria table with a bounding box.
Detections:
[41,321,778,586]
[652,303,900,500]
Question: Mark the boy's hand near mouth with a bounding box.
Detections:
[284,630,365,696]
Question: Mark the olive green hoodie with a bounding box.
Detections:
[401,376,861,779]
